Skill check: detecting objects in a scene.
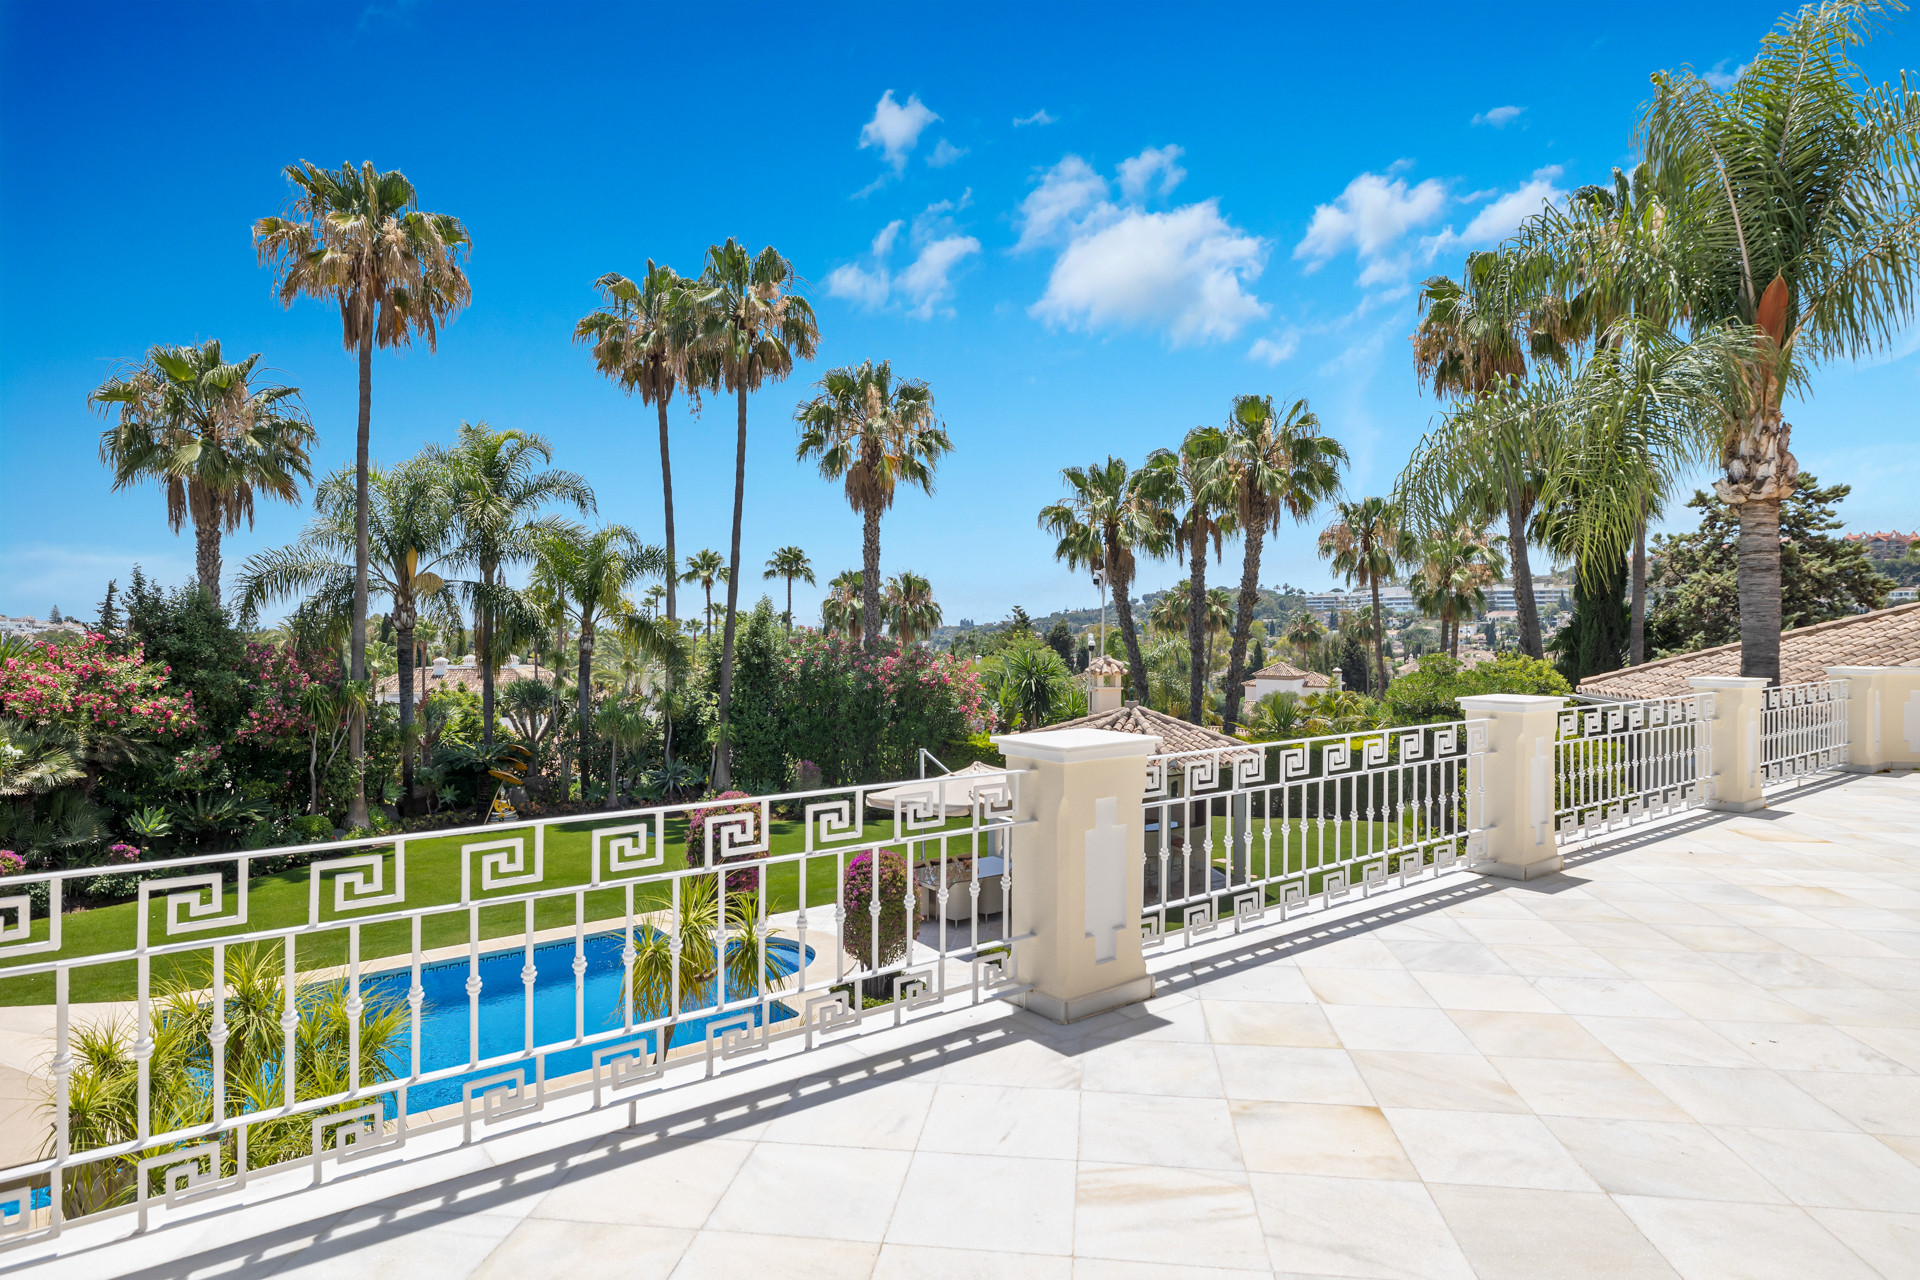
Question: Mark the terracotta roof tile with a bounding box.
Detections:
[1042,703,1249,754]
[1242,660,1333,688]
[1579,601,1920,699]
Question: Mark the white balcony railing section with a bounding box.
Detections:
[1554,693,1713,843]
[0,770,1023,1248]
[1140,722,1479,948]
[1761,679,1850,787]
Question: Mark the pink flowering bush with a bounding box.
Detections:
[0,851,24,877]
[232,642,326,748]
[841,847,914,974]
[686,790,762,891]
[0,633,195,738]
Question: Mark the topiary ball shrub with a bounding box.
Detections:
[841,847,916,999]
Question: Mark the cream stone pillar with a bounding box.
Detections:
[1456,694,1566,880]
[1689,676,1769,812]
[990,727,1158,1022]
[1829,666,1920,773]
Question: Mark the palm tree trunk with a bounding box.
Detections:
[347,331,373,830]
[192,513,222,608]
[308,729,320,816]
[1369,577,1388,693]
[713,383,748,790]
[578,620,594,788]
[1221,522,1265,735]
[1506,497,1543,659]
[861,498,883,655]
[1736,498,1783,685]
[658,397,677,624]
[397,619,416,806]
[479,573,496,750]
[1187,524,1207,723]
[1629,500,1647,666]
[785,576,794,632]
[1110,544,1150,706]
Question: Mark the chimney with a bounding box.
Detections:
[432,656,448,679]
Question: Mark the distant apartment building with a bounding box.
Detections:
[1845,530,1918,556]
[1300,581,1565,618]
[0,615,85,638]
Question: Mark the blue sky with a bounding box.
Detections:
[2,0,1915,628]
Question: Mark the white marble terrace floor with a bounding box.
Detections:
[10,769,1920,1280]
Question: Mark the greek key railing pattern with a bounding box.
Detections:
[0,770,1022,1247]
[1140,722,1481,948]
[1554,693,1712,843]
[1762,680,1849,786]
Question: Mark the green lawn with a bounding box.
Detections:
[0,812,995,1005]
[1154,813,1462,920]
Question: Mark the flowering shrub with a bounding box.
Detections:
[686,790,761,891]
[106,843,141,864]
[232,642,328,746]
[0,633,194,737]
[841,847,914,972]
[775,632,992,786]
[0,850,23,877]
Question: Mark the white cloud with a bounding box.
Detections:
[1013,108,1056,127]
[827,204,979,318]
[1293,168,1449,272]
[859,90,939,172]
[1420,166,1566,260]
[1247,330,1299,365]
[1472,105,1525,128]
[1014,155,1110,251]
[1117,145,1186,201]
[1032,200,1268,345]
[1703,58,1750,90]
[927,138,966,168]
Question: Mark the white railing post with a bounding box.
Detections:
[1689,676,1768,811]
[1828,666,1920,773]
[991,727,1159,1022]
[1456,694,1565,880]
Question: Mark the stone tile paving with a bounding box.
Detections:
[10,770,1919,1279]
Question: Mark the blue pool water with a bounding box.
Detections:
[363,930,811,1113]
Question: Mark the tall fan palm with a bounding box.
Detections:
[763,546,815,631]
[686,239,820,789]
[680,549,728,639]
[90,340,315,607]
[822,569,865,643]
[255,161,470,827]
[235,455,461,804]
[575,262,697,623]
[435,423,594,747]
[1638,0,1920,683]
[531,524,669,800]
[1037,457,1170,708]
[1407,519,1507,658]
[794,360,952,656]
[1140,428,1232,722]
[885,571,942,645]
[1411,249,1570,657]
[1215,395,1348,733]
[1319,498,1413,694]
[1284,611,1326,662]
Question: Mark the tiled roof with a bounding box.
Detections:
[374,663,543,698]
[1242,660,1332,689]
[1042,702,1249,754]
[1579,601,1920,699]
[1085,654,1127,675]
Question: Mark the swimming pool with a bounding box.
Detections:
[363,929,811,1113]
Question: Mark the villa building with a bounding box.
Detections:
[1579,599,1920,698]
[372,654,546,706]
[1239,658,1334,703]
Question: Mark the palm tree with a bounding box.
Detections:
[1215,395,1348,733]
[794,360,951,655]
[532,524,669,803]
[436,423,594,748]
[628,876,780,1057]
[1319,498,1412,694]
[236,455,461,805]
[686,239,820,789]
[255,162,470,827]
[1204,585,1234,684]
[885,571,942,645]
[1407,519,1507,658]
[763,546,815,631]
[1284,611,1326,662]
[1140,429,1232,722]
[90,339,315,607]
[576,262,698,624]
[822,569,864,643]
[1635,1,1920,683]
[680,549,728,638]
[1411,249,1570,658]
[1037,457,1170,710]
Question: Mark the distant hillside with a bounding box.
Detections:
[933,584,1316,648]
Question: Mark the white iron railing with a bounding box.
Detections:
[1761,679,1849,787]
[1554,692,1712,843]
[0,770,1023,1247]
[1140,721,1481,947]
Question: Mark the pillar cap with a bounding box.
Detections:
[1825,666,1891,676]
[1687,676,1769,689]
[991,728,1162,763]
[1456,694,1567,713]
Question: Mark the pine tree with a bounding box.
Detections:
[94,580,121,638]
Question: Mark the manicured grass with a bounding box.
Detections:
[0,812,995,1005]
[1155,813,1460,918]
